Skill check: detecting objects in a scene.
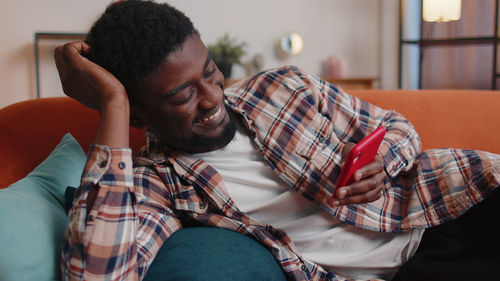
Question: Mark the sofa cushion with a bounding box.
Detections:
[0,133,86,281]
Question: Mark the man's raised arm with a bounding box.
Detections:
[55,41,140,280]
[54,41,130,149]
[304,68,421,206]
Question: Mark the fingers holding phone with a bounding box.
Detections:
[334,155,386,206]
[331,127,388,207]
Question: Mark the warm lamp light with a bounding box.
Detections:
[423,0,462,22]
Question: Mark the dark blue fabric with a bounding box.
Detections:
[392,188,500,281]
[143,227,286,281]
[64,186,77,214]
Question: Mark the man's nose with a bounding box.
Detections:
[197,81,221,109]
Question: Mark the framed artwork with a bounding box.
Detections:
[34,32,87,98]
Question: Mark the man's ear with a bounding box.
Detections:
[130,106,146,129]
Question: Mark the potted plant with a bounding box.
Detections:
[207,33,247,78]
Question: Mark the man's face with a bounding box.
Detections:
[133,34,236,154]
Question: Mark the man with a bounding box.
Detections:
[55,1,500,280]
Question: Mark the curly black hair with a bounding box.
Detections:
[86,0,198,91]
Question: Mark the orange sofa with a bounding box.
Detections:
[1,89,499,188]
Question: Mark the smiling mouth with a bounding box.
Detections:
[201,106,222,122]
[193,105,226,128]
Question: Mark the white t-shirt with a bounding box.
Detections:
[192,125,424,280]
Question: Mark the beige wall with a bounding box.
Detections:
[0,0,399,108]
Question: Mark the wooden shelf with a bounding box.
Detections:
[322,78,376,90]
[224,77,376,90]
[223,78,239,88]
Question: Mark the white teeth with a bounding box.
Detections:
[201,106,222,122]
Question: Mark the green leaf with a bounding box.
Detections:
[207,33,247,67]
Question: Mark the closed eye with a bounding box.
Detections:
[203,63,216,79]
[170,88,195,106]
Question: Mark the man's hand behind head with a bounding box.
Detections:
[54,40,128,113]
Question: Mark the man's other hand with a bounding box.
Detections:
[333,142,386,206]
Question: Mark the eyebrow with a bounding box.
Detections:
[165,52,212,98]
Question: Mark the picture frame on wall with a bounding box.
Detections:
[34,32,87,98]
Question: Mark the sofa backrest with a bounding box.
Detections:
[1,90,499,187]
[349,89,500,155]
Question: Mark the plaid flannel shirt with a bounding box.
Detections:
[62,66,500,281]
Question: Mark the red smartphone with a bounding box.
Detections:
[335,126,387,188]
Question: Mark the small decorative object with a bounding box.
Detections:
[323,55,347,78]
[275,32,304,59]
[244,54,265,76]
[208,33,247,78]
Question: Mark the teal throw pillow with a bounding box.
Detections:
[143,227,287,281]
[0,133,86,281]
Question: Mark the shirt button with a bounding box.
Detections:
[301,264,308,271]
[319,136,327,143]
[98,161,107,168]
[88,215,94,221]
[199,202,205,209]
[118,161,126,170]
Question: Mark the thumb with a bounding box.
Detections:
[340,142,356,167]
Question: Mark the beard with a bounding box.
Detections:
[177,105,237,153]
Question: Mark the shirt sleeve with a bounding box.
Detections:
[61,144,182,281]
[310,73,422,177]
